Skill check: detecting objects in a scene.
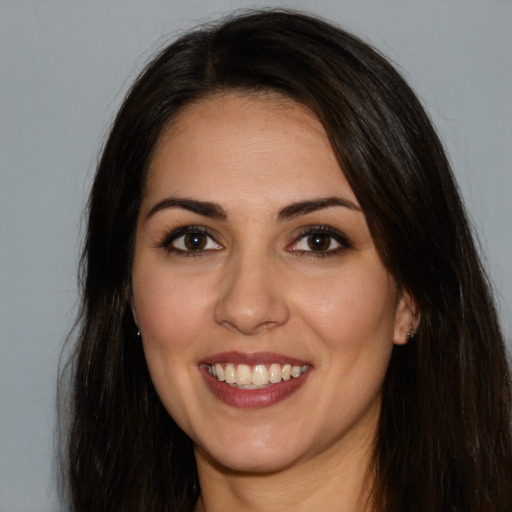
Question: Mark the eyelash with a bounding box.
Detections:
[158,226,222,257]
[158,225,352,258]
[288,225,352,258]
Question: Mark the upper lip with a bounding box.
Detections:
[200,351,311,367]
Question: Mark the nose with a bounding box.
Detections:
[214,252,290,335]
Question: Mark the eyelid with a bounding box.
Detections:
[287,225,352,255]
[158,225,223,254]
[157,224,351,257]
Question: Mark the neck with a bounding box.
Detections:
[193,431,376,512]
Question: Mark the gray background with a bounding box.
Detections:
[1,1,511,510]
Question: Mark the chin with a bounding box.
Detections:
[195,432,302,474]
[206,450,297,475]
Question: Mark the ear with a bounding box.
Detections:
[393,289,420,346]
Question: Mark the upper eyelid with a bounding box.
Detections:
[157,224,351,250]
[158,225,221,249]
[292,225,351,244]
[285,228,351,259]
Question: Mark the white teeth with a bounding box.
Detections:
[269,363,282,384]
[252,364,269,385]
[215,363,225,382]
[225,363,236,384]
[207,362,309,386]
[236,364,252,385]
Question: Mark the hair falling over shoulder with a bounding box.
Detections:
[58,9,512,512]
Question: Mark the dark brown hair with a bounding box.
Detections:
[59,9,512,511]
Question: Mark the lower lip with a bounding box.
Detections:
[200,366,311,409]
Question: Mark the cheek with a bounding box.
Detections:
[134,269,213,426]
[134,268,214,350]
[293,265,397,352]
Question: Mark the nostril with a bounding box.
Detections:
[214,288,290,334]
[214,259,291,333]
[218,318,281,335]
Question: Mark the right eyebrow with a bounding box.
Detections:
[145,197,228,221]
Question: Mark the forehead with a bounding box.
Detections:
[143,92,358,212]
[159,91,329,148]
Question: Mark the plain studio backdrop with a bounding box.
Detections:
[1,1,511,510]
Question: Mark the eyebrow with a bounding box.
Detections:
[146,198,227,220]
[277,197,361,221]
[145,196,360,221]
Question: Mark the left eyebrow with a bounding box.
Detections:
[277,197,361,221]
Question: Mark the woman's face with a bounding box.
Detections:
[131,93,413,474]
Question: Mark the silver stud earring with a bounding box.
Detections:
[136,330,141,337]
[406,324,417,343]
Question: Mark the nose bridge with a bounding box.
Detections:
[215,245,289,334]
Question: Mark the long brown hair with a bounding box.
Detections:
[59,9,512,511]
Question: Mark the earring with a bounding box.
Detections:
[406,324,417,343]
[136,330,141,337]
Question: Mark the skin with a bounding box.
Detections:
[131,92,417,512]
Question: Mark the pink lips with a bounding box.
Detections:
[201,351,310,367]
[199,351,312,409]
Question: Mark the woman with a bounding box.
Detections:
[60,9,512,512]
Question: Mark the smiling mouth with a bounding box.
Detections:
[205,363,310,389]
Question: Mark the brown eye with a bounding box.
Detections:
[307,233,332,251]
[164,228,223,254]
[288,226,349,256]
[184,233,207,251]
